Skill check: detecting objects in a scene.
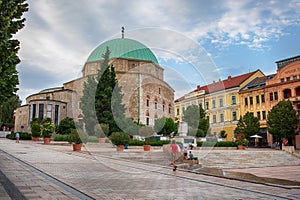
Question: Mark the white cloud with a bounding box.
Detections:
[15,0,300,103]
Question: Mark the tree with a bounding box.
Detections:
[0,95,21,128]
[56,117,76,135]
[220,130,227,139]
[80,75,98,135]
[182,105,209,137]
[235,112,260,139]
[0,0,28,104]
[94,48,126,135]
[267,100,299,143]
[154,117,177,136]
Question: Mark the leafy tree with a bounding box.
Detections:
[267,100,299,143]
[94,48,126,135]
[197,106,209,137]
[0,95,21,128]
[56,117,76,135]
[235,112,260,139]
[220,130,227,139]
[182,105,209,137]
[154,117,177,136]
[80,75,98,135]
[0,0,28,104]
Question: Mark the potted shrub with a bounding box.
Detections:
[41,120,55,144]
[236,134,248,150]
[139,126,154,151]
[110,132,130,151]
[67,129,88,151]
[95,123,109,143]
[31,123,41,141]
[143,138,151,151]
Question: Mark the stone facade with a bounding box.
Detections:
[14,50,174,132]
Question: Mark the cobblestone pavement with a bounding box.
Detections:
[0,139,299,199]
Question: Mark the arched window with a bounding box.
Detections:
[283,89,292,99]
[295,86,300,96]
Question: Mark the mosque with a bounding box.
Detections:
[14,33,174,132]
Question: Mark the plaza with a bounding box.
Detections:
[0,138,300,199]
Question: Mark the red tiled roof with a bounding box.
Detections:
[194,71,257,93]
[175,70,258,102]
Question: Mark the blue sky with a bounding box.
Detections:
[16,0,300,104]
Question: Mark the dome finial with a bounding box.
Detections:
[121,26,124,38]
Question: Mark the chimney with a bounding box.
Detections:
[228,76,232,81]
[197,85,201,90]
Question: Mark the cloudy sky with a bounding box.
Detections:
[16,0,300,104]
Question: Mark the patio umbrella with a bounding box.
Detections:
[250,134,262,138]
[250,134,262,147]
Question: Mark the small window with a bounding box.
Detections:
[274,92,278,100]
[220,113,224,122]
[261,94,265,103]
[158,87,161,95]
[213,115,216,123]
[293,75,297,80]
[256,95,260,104]
[212,100,216,108]
[155,102,157,109]
[262,111,266,120]
[162,104,165,111]
[286,77,290,82]
[176,108,179,115]
[269,93,273,101]
[232,95,236,105]
[146,117,150,126]
[280,78,284,83]
[245,97,248,106]
[249,96,253,105]
[257,111,261,121]
[219,99,223,107]
[205,101,209,110]
[146,99,150,107]
[232,111,237,121]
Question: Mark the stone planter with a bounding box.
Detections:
[31,136,39,141]
[73,143,82,151]
[237,145,245,150]
[116,145,124,151]
[99,138,106,144]
[43,138,51,144]
[143,145,151,151]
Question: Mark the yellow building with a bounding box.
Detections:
[174,70,265,141]
[239,75,270,146]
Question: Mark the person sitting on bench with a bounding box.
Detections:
[188,151,193,160]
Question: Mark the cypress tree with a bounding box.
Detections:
[94,48,126,135]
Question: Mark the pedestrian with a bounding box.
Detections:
[170,140,179,171]
[188,151,194,160]
[15,132,20,143]
[183,146,188,160]
[189,142,194,150]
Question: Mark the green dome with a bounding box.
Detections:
[87,38,159,65]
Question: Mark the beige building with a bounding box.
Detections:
[14,37,174,132]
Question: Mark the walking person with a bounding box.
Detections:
[170,140,179,171]
[15,132,20,143]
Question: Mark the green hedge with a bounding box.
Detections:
[54,134,69,141]
[87,136,99,143]
[129,139,144,146]
[197,141,237,147]
[150,140,171,146]
[6,132,32,140]
[129,139,171,146]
